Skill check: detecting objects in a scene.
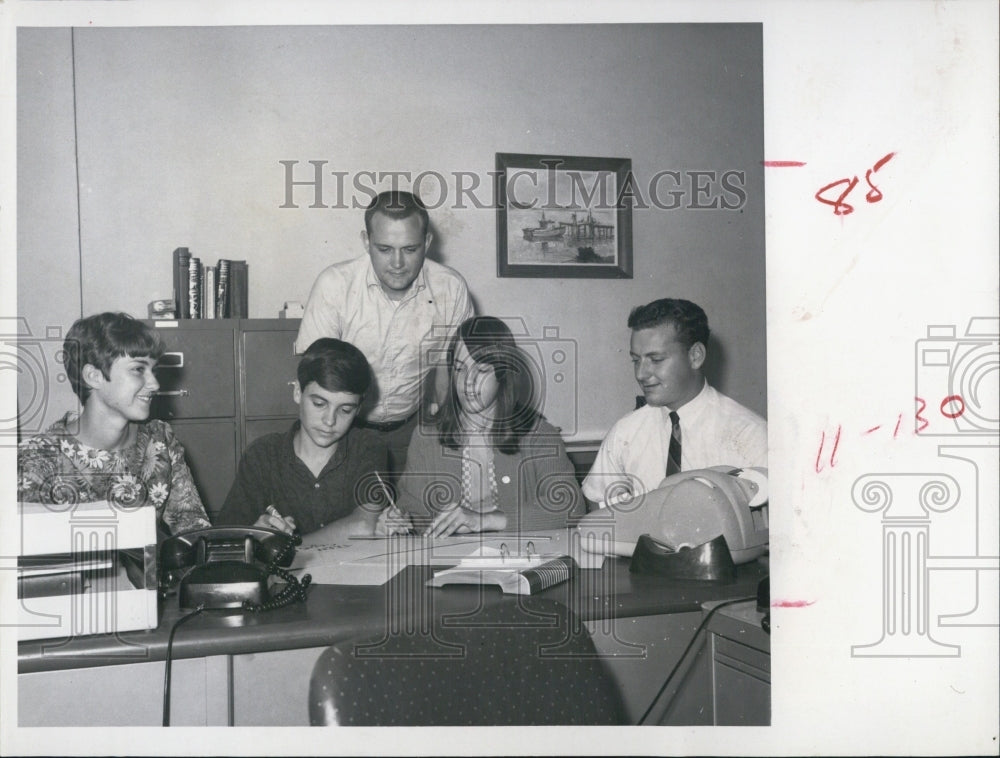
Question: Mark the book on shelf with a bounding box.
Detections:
[172,247,191,319]
[228,260,248,318]
[188,256,201,319]
[427,552,575,595]
[204,266,216,319]
[215,259,230,318]
[169,249,248,319]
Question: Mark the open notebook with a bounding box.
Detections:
[427,546,575,595]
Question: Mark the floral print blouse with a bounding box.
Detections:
[17,413,212,534]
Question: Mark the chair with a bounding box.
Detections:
[308,598,628,726]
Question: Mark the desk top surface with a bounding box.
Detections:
[19,545,767,674]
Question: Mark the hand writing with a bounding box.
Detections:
[374,505,414,536]
[255,505,297,535]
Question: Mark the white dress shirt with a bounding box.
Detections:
[582,381,768,504]
[295,255,474,423]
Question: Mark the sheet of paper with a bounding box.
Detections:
[447,545,546,570]
[291,530,601,584]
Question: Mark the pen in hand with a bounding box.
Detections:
[261,505,297,535]
[375,472,413,535]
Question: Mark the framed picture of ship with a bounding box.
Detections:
[496,152,633,279]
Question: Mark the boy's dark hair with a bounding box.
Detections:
[627,298,710,349]
[434,316,539,455]
[364,190,430,236]
[297,338,372,396]
[63,312,164,403]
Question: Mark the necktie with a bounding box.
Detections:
[666,410,682,477]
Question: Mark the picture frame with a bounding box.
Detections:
[496,152,633,279]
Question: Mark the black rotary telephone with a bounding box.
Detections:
[159,526,312,611]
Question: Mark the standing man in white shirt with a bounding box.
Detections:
[295,190,474,480]
[582,297,767,508]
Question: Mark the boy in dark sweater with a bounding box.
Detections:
[217,338,408,539]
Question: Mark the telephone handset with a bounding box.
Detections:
[159,526,312,611]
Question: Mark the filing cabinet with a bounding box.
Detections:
[144,319,300,517]
[704,599,770,725]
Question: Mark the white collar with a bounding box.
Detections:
[659,379,710,423]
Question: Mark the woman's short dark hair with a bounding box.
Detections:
[63,312,164,403]
[297,338,372,396]
[627,298,710,349]
[434,316,539,454]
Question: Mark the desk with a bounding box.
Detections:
[18,536,767,726]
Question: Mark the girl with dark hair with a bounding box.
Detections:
[17,312,211,534]
[396,316,585,537]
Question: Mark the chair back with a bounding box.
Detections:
[309,598,627,726]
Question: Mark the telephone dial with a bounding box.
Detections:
[159,526,312,611]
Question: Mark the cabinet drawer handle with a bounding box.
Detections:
[159,352,184,368]
[153,390,190,397]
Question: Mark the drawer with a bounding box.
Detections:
[714,636,770,676]
[167,420,239,517]
[242,330,300,418]
[713,659,770,725]
[149,325,237,419]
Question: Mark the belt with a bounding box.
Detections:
[356,412,417,433]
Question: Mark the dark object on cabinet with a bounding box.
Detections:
[144,319,301,517]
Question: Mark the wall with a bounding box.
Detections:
[18,24,765,441]
[16,28,82,434]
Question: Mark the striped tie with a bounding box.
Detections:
[666,410,682,477]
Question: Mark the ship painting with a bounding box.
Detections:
[509,206,619,268]
[521,211,565,241]
[521,209,614,243]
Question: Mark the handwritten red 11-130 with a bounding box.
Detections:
[814,152,895,216]
[814,394,966,473]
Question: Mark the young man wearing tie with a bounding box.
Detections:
[582,298,768,509]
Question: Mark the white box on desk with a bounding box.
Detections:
[16,500,159,641]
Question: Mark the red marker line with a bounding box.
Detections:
[762,160,806,167]
[864,425,881,435]
[872,152,895,172]
[771,600,816,608]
